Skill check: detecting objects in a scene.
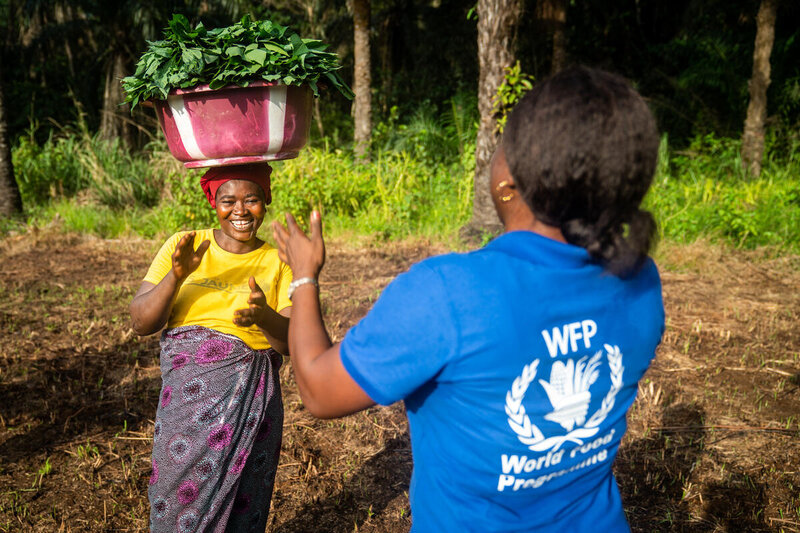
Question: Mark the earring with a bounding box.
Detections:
[495,180,514,202]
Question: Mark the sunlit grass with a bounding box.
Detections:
[7,126,800,254]
[24,199,167,239]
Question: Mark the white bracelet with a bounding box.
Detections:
[287,277,318,300]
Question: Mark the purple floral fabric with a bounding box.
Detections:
[148,326,283,532]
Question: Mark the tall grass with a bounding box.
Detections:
[645,134,800,250]
[7,110,800,254]
[13,123,161,210]
[272,144,474,239]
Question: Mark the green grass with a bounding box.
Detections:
[645,134,800,250]
[6,124,800,254]
[13,123,161,211]
[24,200,166,238]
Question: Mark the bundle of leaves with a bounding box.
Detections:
[122,14,353,109]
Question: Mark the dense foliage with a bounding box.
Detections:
[122,14,352,108]
[9,112,800,254]
[2,1,799,145]
[645,134,800,248]
[2,0,800,253]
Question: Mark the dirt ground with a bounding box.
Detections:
[0,231,798,532]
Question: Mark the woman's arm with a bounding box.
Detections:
[130,276,179,335]
[129,232,210,336]
[272,211,375,418]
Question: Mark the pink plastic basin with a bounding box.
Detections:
[154,81,312,168]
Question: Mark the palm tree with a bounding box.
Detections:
[15,1,246,145]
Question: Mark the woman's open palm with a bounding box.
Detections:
[171,231,210,281]
[272,211,325,279]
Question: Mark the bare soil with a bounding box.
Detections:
[0,232,798,532]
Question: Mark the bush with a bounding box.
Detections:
[150,150,218,231]
[7,123,799,254]
[77,136,161,209]
[12,125,161,210]
[645,133,800,250]
[12,129,84,204]
[371,91,478,166]
[270,144,473,237]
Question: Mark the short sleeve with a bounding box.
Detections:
[274,260,293,312]
[339,262,459,405]
[143,232,184,284]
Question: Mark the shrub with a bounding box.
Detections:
[645,133,800,250]
[150,150,218,231]
[270,145,473,237]
[12,129,84,204]
[12,125,161,210]
[8,124,799,253]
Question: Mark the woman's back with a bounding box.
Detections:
[273,66,666,532]
[341,231,664,531]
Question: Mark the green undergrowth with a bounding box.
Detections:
[7,128,800,255]
[12,135,475,243]
[645,134,800,250]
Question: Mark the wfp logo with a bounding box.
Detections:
[505,344,624,452]
[541,352,602,431]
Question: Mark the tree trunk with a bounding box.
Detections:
[313,98,325,138]
[352,0,372,160]
[379,14,392,115]
[54,4,77,80]
[540,0,567,73]
[100,50,131,143]
[470,0,522,231]
[741,0,777,178]
[0,59,22,217]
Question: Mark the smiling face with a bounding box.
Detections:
[214,179,266,253]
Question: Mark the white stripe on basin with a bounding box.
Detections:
[168,95,207,160]
[267,85,287,154]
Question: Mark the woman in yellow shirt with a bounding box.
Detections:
[130,163,292,532]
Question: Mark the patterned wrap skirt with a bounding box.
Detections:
[148,325,283,533]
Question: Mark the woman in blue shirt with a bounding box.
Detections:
[273,66,665,532]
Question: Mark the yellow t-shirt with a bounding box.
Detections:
[143,228,293,350]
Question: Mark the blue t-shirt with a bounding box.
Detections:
[340,231,664,532]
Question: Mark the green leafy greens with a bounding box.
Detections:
[122,14,353,109]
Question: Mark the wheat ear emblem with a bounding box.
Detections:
[505,344,624,452]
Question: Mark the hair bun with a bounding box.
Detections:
[562,210,655,276]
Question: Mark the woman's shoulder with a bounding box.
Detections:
[400,251,480,286]
[154,228,214,254]
[166,228,215,243]
[630,256,663,293]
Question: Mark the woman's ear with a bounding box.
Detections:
[490,147,517,205]
[494,178,517,203]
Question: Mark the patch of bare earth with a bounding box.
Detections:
[0,233,797,532]
[619,243,800,532]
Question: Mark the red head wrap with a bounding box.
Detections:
[200,163,272,208]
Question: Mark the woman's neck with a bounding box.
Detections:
[213,229,264,254]
[503,206,567,243]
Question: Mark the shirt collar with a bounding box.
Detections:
[484,230,592,269]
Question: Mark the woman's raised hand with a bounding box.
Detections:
[171,231,211,281]
[272,211,326,279]
[233,276,267,327]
